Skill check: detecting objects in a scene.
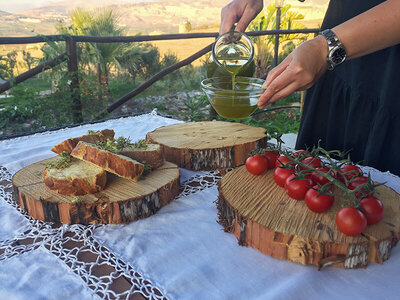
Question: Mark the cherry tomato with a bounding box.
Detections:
[348,176,372,199]
[300,156,322,171]
[360,196,384,225]
[273,167,292,187]
[245,154,268,175]
[348,176,368,189]
[336,207,367,236]
[338,164,363,183]
[293,149,309,157]
[305,186,334,213]
[284,174,312,200]
[263,151,280,169]
[310,167,331,186]
[275,155,291,168]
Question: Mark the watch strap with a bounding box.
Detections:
[321,29,339,47]
[320,29,346,70]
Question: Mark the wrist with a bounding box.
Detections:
[313,35,330,69]
[320,29,347,70]
[315,35,329,57]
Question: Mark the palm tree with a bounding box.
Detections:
[248,3,306,77]
[116,43,160,84]
[85,9,125,86]
[56,9,126,86]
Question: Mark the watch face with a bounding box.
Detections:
[331,47,346,65]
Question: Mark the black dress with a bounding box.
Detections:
[295,0,400,176]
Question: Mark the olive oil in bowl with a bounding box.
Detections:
[201,76,265,120]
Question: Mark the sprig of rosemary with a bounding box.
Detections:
[96,137,148,153]
[132,139,148,150]
[96,137,131,152]
[71,196,82,203]
[46,151,73,169]
[87,130,100,135]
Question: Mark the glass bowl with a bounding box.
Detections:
[201,76,265,120]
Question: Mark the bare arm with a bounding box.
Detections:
[258,0,400,109]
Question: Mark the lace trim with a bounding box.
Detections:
[0,165,222,299]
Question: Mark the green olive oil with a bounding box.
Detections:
[210,95,257,119]
[207,56,257,119]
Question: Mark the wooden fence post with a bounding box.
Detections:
[66,38,83,123]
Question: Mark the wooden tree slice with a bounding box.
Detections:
[217,166,400,269]
[12,159,180,225]
[146,121,267,170]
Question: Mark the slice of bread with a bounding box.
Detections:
[44,157,107,196]
[51,129,115,154]
[118,144,164,169]
[70,141,144,181]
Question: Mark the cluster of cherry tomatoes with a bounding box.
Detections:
[245,149,384,236]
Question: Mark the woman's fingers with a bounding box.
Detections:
[258,70,297,108]
[219,0,263,34]
[259,37,329,108]
[258,82,299,109]
[263,56,292,87]
[235,2,263,32]
[220,5,239,34]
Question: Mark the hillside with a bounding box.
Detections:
[0,0,327,37]
[0,0,227,36]
[0,0,327,66]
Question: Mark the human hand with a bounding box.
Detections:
[220,0,263,34]
[258,36,329,109]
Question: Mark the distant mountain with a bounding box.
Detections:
[0,10,12,16]
[0,0,227,36]
[0,0,328,37]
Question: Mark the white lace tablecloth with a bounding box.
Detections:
[1,113,400,300]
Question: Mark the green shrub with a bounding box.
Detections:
[217,107,301,140]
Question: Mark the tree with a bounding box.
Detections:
[116,43,160,84]
[56,9,125,86]
[86,9,125,86]
[0,56,9,79]
[160,51,180,81]
[22,50,36,70]
[185,21,192,32]
[0,51,18,80]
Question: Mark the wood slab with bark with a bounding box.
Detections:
[146,121,267,170]
[217,166,400,269]
[12,159,180,225]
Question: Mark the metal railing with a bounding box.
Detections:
[0,28,320,123]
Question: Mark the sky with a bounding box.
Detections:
[0,0,55,12]
[0,0,157,13]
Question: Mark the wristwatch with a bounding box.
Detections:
[320,29,347,70]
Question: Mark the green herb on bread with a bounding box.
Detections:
[132,139,148,150]
[46,151,73,169]
[71,196,83,203]
[142,161,152,176]
[96,137,148,153]
[87,130,100,135]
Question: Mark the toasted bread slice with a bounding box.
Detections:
[71,141,144,181]
[44,157,107,196]
[51,129,115,154]
[119,144,164,169]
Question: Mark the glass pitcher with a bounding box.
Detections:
[208,31,255,78]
